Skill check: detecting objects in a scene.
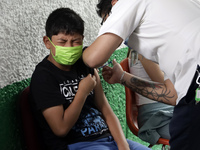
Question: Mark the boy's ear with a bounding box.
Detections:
[43,36,51,49]
[111,0,118,6]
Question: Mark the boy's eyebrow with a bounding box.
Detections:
[72,37,82,41]
[57,37,82,41]
[57,38,67,42]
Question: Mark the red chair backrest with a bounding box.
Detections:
[120,58,139,136]
[19,86,46,150]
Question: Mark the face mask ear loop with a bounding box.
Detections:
[48,37,56,47]
[48,37,56,57]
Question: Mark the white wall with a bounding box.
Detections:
[0,0,101,88]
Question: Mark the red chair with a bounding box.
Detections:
[19,86,47,150]
[120,58,169,149]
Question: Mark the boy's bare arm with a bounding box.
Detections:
[93,69,130,150]
[42,74,96,137]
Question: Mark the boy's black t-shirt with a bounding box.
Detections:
[30,56,111,150]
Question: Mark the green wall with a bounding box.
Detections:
[0,47,162,150]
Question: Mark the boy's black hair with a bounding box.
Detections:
[45,8,84,39]
[96,0,112,17]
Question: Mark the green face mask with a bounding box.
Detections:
[48,37,83,65]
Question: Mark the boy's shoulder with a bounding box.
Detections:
[76,58,94,75]
[33,56,51,74]
[31,56,59,82]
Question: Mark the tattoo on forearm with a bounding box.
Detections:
[122,77,174,103]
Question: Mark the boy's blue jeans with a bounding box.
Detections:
[68,136,151,150]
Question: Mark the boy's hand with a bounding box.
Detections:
[79,74,97,96]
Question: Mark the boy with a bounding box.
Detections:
[30,7,150,150]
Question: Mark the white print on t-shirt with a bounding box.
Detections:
[60,82,78,102]
[59,74,93,103]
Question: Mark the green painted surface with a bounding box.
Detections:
[0,47,162,149]
[0,78,31,150]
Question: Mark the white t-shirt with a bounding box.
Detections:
[128,58,157,106]
[98,0,200,104]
